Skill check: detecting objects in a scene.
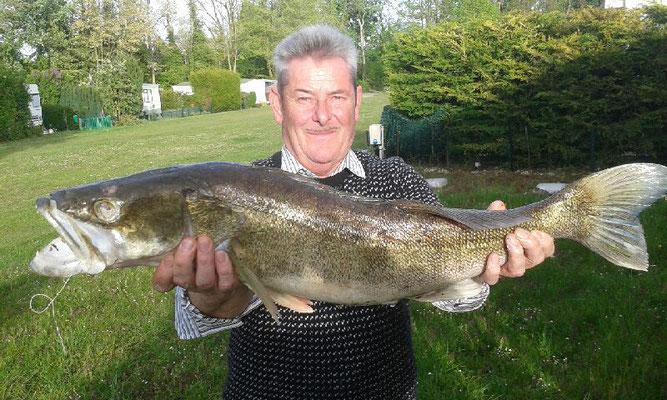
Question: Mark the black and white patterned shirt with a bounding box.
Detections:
[174,149,489,399]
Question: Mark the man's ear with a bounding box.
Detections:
[268,85,283,125]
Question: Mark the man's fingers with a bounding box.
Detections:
[482,252,501,285]
[195,236,217,291]
[487,200,506,211]
[515,228,543,268]
[172,237,196,289]
[534,230,555,258]
[501,233,526,277]
[215,251,241,292]
[153,252,175,292]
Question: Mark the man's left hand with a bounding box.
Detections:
[481,200,555,285]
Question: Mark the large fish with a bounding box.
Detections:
[30,162,666,322]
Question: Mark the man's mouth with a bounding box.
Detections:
[307,128,338,136]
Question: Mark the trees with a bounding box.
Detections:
[0,0,74,69]
[183,0,215,72]
[198,0,242,72]
[93,55,144,121]
[336,0,386,84]
[236,0,345,78]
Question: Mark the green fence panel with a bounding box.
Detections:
[80,116,113,131]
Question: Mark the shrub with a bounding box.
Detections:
[116,115,143,126]
[241,92,257,109]
[190,68,241,112]
[0,64,35,141]
[384,7,667,167]
[42,104,77,131]
[160,88,181,110]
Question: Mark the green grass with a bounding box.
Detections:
[0,92,664,399]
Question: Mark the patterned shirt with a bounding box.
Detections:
[174,149,489,399]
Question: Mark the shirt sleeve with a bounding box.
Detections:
[388,157,490,312]
[174,286,262,339]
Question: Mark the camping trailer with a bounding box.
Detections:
[141,83,162,118]
[25,84,43,126]
[240,79,276,104]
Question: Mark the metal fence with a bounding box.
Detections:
[160,106,207,120]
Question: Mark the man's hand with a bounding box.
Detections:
[152,236,252,319]
[481,200,555,285]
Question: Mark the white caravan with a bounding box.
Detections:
[25,84,43,126]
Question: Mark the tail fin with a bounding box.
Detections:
[566,163,667,271]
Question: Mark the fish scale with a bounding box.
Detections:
[29,162,667,322]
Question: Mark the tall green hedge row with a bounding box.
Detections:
[190,68,241,113]
[0,64,37,141]
[384,6,667,167]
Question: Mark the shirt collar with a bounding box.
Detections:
[280,145,366,179]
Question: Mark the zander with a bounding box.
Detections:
[30,162,667,322]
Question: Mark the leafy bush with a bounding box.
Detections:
[160,88,182,110]
[42,104,77,131]
[247,92,256,108]
[190,68,241,112]
[241,91,257,109]
[384,6,667,167]
[0,64,35,141]
[116,115,143,126]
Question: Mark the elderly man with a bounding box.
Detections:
[153,25,554,399]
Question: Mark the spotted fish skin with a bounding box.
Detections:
[30,162,667,320]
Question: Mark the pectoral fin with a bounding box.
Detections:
[228,239,281,324]
[267,289,314,313]
[411,278,484,302]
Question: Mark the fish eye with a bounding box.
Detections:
[93,199,120,222]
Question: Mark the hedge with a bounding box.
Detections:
[42,104,77,131]
[0,64,36,141]
[384,6,667,168]
[190,68,241,112]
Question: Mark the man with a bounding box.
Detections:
[153,25,554,399]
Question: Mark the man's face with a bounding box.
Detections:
[269,56,362,177]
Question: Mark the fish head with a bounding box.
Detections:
[30,171,193,277]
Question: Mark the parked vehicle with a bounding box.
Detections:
[25,84,43,126]
[141,83,162,118]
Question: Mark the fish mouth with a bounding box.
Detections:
[31,198,109,277]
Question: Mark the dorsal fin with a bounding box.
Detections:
[390,200,533,231]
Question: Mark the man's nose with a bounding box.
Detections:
[312,100,331,124]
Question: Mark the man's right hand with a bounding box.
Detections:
[152,236,253,319]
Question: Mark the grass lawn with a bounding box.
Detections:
[0,92,664,399]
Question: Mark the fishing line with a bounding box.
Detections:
[29,277,71,354]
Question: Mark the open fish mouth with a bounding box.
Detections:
[30,198,108,277]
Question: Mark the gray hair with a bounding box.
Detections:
[273,25,357,94]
